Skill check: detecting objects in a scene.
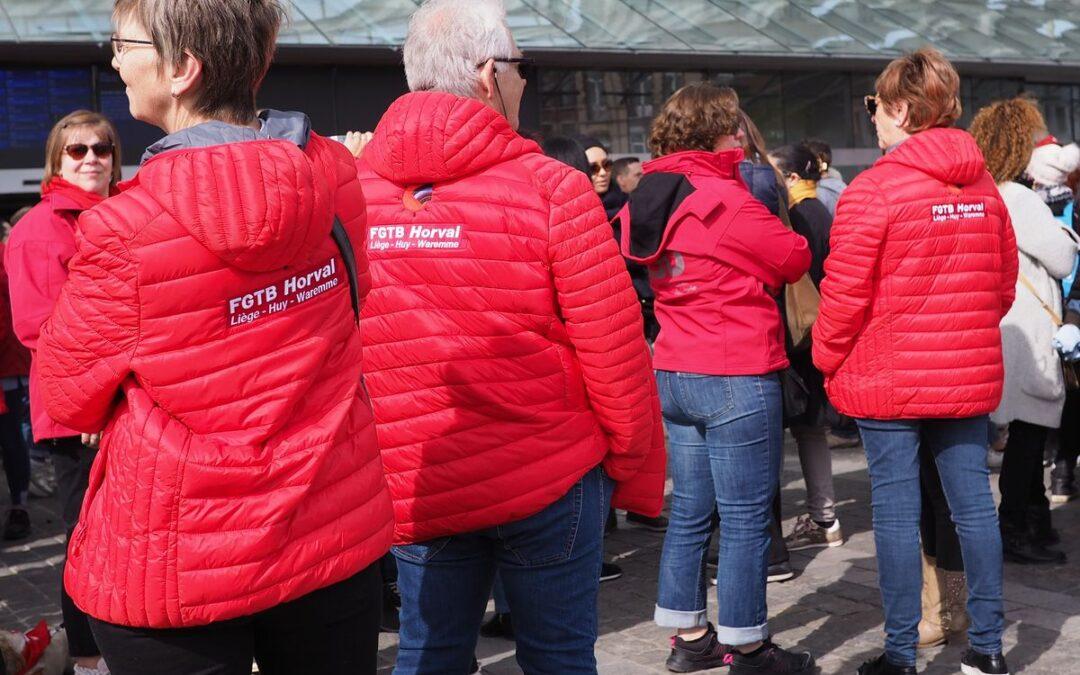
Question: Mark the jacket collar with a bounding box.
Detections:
[363,91,540,185]
[141,110,312,165]
[644,149,744,180]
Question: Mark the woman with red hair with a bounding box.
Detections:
[813,49,1015,675]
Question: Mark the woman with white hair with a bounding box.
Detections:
[36,1,395,673]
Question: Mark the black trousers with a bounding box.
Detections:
[1055,390,1079,475]
[999,420,1051,530]
[88,564,382,675]
[919,443,964,572]
[50,437,100,658]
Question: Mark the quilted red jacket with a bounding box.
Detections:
[812,128,1018,419]
[357,92,664,544]
[36,113,394,628]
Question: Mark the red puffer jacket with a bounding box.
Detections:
[357,92,664,545]
[36,116,394,628]
[813,128,1018,419]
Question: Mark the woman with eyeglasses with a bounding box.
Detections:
[813,48,1015,675]
[30,1,395,673]
[4,109,120,675]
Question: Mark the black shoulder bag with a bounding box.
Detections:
[330,217,360,323]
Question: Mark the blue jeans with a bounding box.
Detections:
[393,466,612,675]
[654,371,782,646]
[857,417,1004,667]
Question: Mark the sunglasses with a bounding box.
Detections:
[477,57,535,81]
[64,143,114,161]
[864,94,878,118]
[590,159,613,176]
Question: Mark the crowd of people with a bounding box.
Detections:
[1,1,1079,675]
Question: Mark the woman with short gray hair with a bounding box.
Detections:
[35,1,395,673]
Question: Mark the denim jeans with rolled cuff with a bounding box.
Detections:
[654,371,782,647]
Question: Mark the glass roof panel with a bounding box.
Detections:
[620,0,787,52]
[3,0,110,42]
[515,0,693,51]
[708,0,876,54]
[0,0,1076,67]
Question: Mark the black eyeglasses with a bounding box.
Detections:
[477,57,534,81]
[590,159,613,176]
[864,94,878,117]
[64,143,114,161]
[110,36,153,57]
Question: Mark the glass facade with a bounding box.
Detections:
[539,68,1080,177]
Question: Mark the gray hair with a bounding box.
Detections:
[403,0,516,98]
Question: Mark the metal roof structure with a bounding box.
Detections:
[2,0,1079,73]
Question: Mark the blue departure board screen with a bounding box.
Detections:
[0,68,93,150]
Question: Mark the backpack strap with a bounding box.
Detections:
[330,217,360,323]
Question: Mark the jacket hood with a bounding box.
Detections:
[135,110,335,273]
[879,127,987,187]
[621,149,745,265]
[363,91,540,185]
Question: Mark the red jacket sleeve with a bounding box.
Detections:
[812,175,888,376]
[37,208,139,432]
[718,197,811,288]
[4,218,73,351]
[545,165,660,483]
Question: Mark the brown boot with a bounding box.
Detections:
[918,553,947,648]
[941,569,969,637]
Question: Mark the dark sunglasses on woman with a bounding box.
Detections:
[590,159,613,176]
[65,143,114,160]
[863,94,878,118]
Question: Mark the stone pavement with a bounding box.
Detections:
[3,440,1078,674]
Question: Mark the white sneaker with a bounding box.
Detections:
[783,515,844,551]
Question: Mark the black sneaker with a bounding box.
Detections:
[479,612,514,640]
[857,653,917,674]
[960,649,1009,675]
[379,581,400,633]
[2,508,30,541]
[665,623,733,673]
[469,656,480,674]
[600,562,623,583]
[767,562,795,583]
[730,641,814,674]
[627,512,669,532]
[605,508,618,535]
[1002,528,1066,565]
[1050,463,1077,504]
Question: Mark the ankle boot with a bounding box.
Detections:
[1001,522,1066,565]
[1026,503,1060,547]
[941,569,969,637]
[917,554,947,649]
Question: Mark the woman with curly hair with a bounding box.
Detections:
[618,82,815,674]
[970,97,1080,567]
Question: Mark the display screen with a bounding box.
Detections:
[0,68,93,151]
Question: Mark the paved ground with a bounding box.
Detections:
[3,440,1078,674]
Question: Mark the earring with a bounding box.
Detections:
[171,91,180,99]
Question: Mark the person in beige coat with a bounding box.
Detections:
[972,98,1080,569]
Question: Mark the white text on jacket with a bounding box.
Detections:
[227,257,342,327]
